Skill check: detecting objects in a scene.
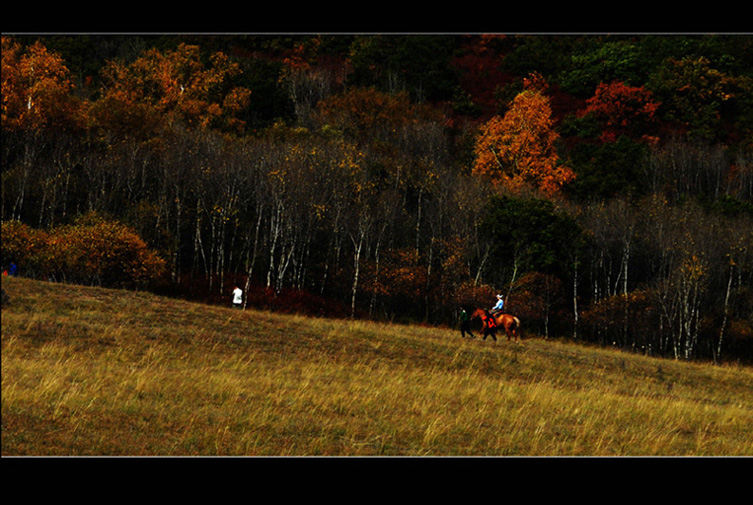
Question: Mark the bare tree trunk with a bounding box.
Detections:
[267,201,282,289]
[350,229,365,319]
[243,206,264,309]
[716,263,734,363]
[173,195,181,283]
[573,252,579,340]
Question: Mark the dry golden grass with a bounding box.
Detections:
[2,276,752,456]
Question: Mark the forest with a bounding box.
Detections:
[2,34,752,363]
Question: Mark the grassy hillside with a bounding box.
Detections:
[2,276,752,456]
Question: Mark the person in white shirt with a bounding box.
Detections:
[232,285,243,309]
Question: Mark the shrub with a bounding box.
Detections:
[1,220,49,276]
[580,289,659,349]
[507,271,570,338]
[1,214,166,289]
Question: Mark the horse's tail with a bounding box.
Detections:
[513,316,522,339]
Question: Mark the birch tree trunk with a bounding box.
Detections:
[350,228,366,319]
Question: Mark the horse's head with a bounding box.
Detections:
[470,308,486,320]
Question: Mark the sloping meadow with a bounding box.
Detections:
[2,277,752,456]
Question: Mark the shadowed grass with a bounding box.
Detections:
[2,277,752,455]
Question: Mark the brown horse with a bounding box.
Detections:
[471,308,521,343]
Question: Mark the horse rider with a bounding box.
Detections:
[490,294,504,316]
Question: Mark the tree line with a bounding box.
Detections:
[2,34,751,363]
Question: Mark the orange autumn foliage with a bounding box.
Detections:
[365,248,426,300]
[90,44,251,138]
[473,75,575,196]
[1,37,82,131]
